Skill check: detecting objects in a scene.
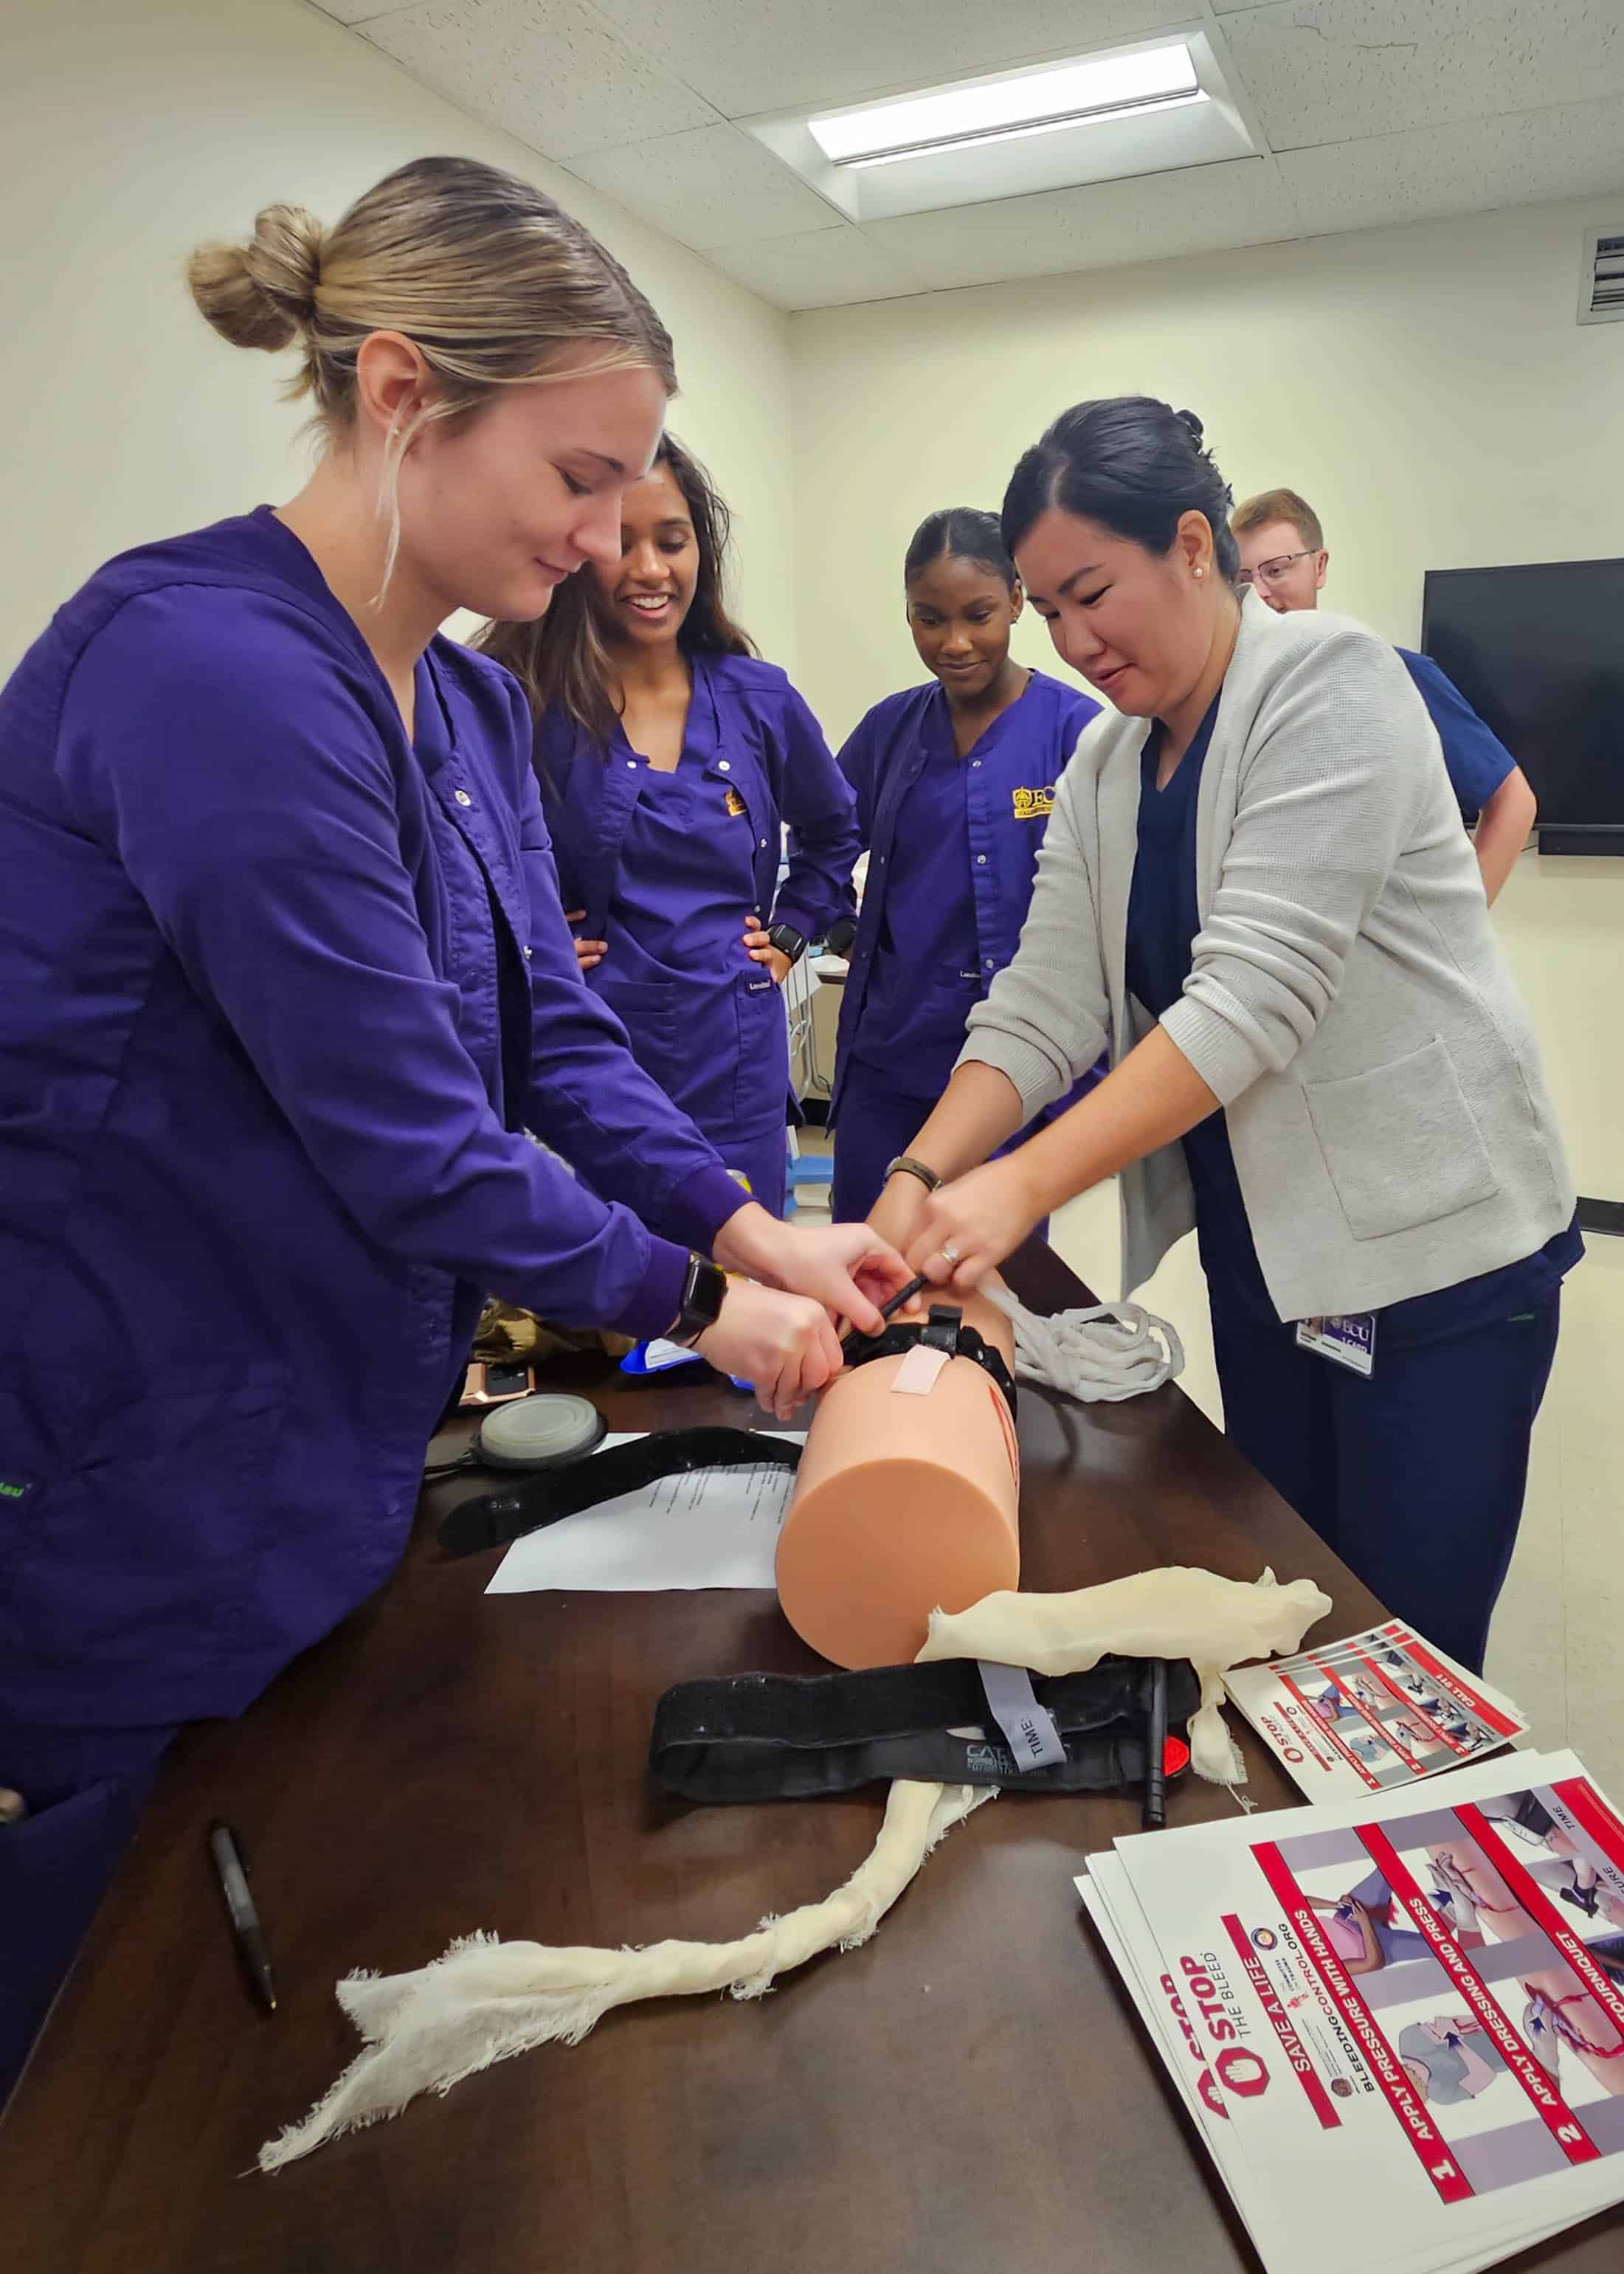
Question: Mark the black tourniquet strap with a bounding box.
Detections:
[649,1656,1199,1800]
[842,1304,1017,1412]
[438,1427,803,1558]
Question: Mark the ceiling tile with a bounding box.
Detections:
[862,157,1293,293]
[587,0,1184,119]
[1279,91,1624,237]
[566,124,844,249]
[1226,0,1624,153]
[704,227,931,310]
[361,0,721,163]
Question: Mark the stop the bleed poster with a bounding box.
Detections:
[1088,1752,1624,2274]
[1224,1620,1530,1800]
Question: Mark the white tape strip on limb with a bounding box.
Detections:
[891,1344,950,1396]
[979,1283,1184,1403]
[260,1566,1330,2170]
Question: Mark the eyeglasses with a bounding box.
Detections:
[1235,548,1316,589]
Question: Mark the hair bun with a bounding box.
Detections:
[1175,408,1205,443]
[187,202,325,353]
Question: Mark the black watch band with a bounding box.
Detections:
[765,922,808,966]
[671,1254,728,1347]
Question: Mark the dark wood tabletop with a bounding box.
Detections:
[7,1242,1617,2273]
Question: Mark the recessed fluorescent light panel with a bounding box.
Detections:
[809,45,1203,170]
[742,33,1256,226]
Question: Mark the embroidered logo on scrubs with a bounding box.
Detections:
[0,1476,35,1501]
[1011,784,1056,821]
[723,787,747,818]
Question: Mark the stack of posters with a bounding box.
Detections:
[1079,1751,1624,2272]
[1224,1620,1530,1800]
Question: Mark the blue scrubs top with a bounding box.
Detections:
[833,669,1101,1113]
[0,508,751,1729]
[1397,649,1516,820]
[1124,696,1580,1342]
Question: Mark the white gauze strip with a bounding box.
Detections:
[919,1566,1333,1784]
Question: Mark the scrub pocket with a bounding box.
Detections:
[592,974,682,1093]
[913,967,983,1064]
[3,1358,289,1672]
[1305,1036,1499,1241]
[733,968,789,1130]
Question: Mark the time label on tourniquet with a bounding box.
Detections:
[976,1660,1066,1772]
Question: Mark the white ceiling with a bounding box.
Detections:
[314,0,1624,309]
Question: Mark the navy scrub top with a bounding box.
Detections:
[1124,699,1580,1341]
[1397,649,1516,820]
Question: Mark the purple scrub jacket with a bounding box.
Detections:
[0,508,750,1731]
[830,670,1102,1119]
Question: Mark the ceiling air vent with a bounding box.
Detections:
[1578,227,1624,325]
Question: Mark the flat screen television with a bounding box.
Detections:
[1420,557,1624,849]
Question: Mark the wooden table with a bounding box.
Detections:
[6,1244,1617,2273]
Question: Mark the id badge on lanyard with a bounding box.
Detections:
[1295,1313,1377,1376]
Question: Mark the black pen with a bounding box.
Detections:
[840,1273,930,1363]
[1143,1659,1169,1831]
[209,1821,278,2014]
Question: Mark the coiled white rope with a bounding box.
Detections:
[980,1285,1184,1403]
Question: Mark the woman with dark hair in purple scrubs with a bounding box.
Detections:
[482,436,859,1221]
[828,508,1102,1224]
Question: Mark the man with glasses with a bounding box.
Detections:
[1231,488,1536,905]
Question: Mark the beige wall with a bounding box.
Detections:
[0,0,795,674]
[792,200,1624,1195]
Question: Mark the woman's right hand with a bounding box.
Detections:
[564,912,607,971]
[696,1280,844,1421]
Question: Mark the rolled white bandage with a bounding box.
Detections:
[980,1284,1184,1404]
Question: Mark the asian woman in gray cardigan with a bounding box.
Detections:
[872,398,1580,1673]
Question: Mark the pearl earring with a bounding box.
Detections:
[1194,567,1204,580]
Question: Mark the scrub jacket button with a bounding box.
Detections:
[454,789,473,807]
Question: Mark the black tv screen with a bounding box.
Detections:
[1421,558,1624,835]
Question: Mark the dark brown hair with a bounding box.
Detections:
[478,432,754,748]
[1002,398,1240,583]
[904,506,1017,591]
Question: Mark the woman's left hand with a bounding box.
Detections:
[742,923,792,985]
[905,1157,1046,1293]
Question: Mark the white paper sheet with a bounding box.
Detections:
[483,1432,804,1594]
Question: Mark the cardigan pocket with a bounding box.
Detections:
[1305,1036,1499,1242]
